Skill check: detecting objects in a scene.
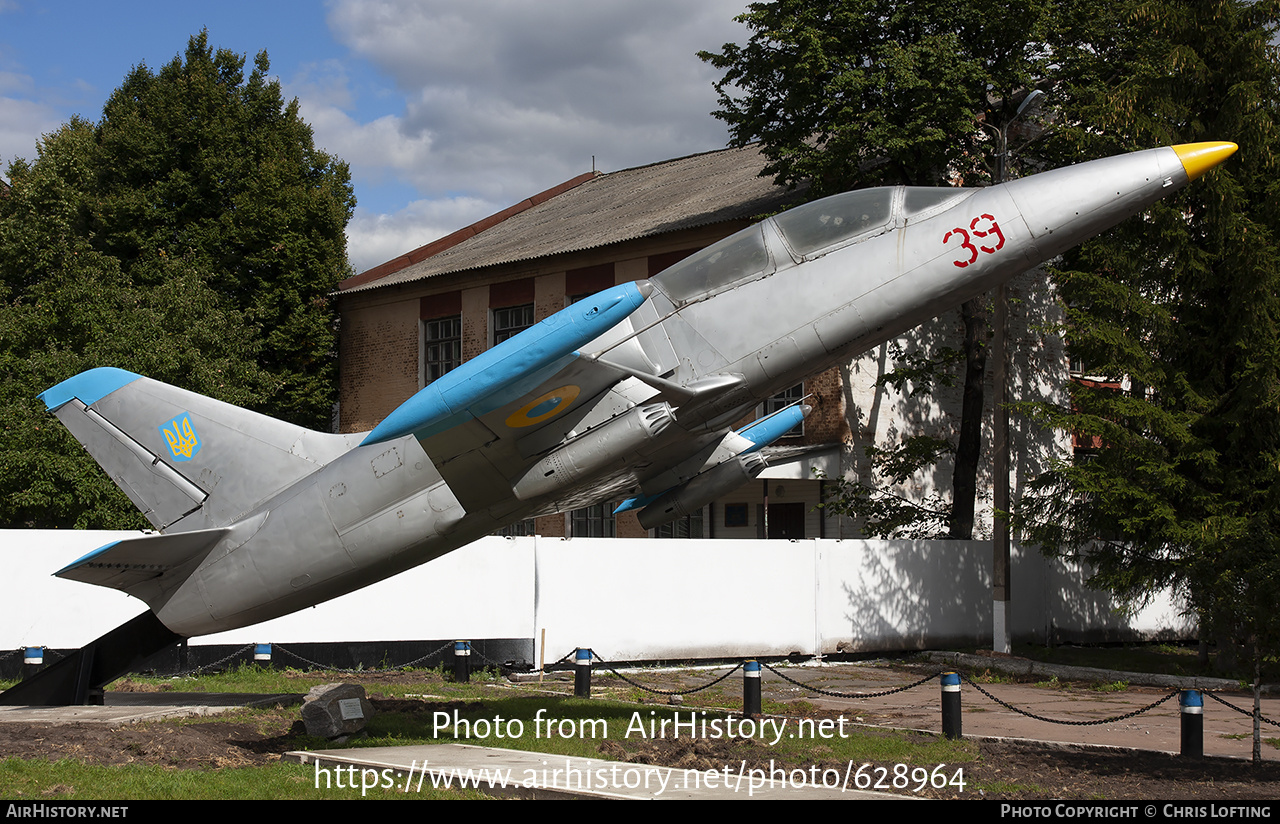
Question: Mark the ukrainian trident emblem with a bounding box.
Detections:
[160,413,201,462]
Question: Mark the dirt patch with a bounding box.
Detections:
[0,715,296,770]
[0,697,476,771]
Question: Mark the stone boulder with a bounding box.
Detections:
[300,682,375,738]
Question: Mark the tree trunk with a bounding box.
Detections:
[948,297,990,538]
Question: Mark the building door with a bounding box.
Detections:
[765,502,805,540]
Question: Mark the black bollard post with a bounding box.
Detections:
[453,641,471,683]
[574,648,592,697]
[21,647,44,681]
[253,643,272,669]
[744,660,762,718]
[941,672,962,740]
[1180,690,1203,759]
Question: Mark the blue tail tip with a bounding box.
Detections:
[39,367,143,411]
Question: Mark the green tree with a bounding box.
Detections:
[699,0,1056,537]
[0,32,354,528]
[1015,0,1280,758]
[87,31,354,428]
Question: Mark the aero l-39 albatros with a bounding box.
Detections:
[8,142,1236,702]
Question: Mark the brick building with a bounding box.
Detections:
[335,145,1069,542]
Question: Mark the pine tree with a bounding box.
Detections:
[1016,1,1280,753]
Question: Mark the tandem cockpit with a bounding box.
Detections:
[649,185,975,307]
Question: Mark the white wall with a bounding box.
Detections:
[3,530,149,648]
[2,531,1190,662]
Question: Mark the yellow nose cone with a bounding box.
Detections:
[1173,142,1238,181]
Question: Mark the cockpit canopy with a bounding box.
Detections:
[651,185,972,305]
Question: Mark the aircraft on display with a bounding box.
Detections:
[4,142,1236,702]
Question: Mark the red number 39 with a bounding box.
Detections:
[944,214,1005,268]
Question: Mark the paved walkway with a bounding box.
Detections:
[748,654,1274,760]
[284,742,902,799]
[0,692,297,725]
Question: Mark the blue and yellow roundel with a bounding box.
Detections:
[505,385,581,429]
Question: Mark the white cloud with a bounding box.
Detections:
[296,99,436,189]
[345,195,502,274]
[0,95,64,169]
[0,70,33,95]
[318,0,752,271]
[289,58,355,111]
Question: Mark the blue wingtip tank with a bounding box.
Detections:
[738,403,810,453]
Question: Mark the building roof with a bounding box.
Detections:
[339,144,804,295]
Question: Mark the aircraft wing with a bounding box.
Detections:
[428,356,656,512]
[360,281,664,513]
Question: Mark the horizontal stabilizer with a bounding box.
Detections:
[56,528,229,595]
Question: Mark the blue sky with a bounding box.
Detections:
[0,0,752,272]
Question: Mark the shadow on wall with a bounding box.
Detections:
[840,267,1069,543]
[834,540,991,652]
[826,538,1192,653]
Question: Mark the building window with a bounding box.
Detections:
[492,304,534,345]
[570,503,616,537]
[497,519,536,537]
[759,383,805,437]
[654,508,704,538]
[423,315,461,384]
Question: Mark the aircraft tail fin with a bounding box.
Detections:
[40,368,361,530]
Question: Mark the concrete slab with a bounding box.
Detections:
[285,743,907,800]
[0,692,298,725]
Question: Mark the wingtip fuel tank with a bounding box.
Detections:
[24,142,1237,654]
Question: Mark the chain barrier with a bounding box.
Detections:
[758,661,1194,728]
[759,660,941,699]
[542,649,576,670]
[14,631,1259,736]
[271,640,456,674]
[1204,690,1280,728]
[158,645,1280,738]
[157,643,257,678]
[588,651,743,697]
[468,645,525,671]
[962,673,1179,726]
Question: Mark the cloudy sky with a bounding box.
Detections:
[0,0,753,273]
